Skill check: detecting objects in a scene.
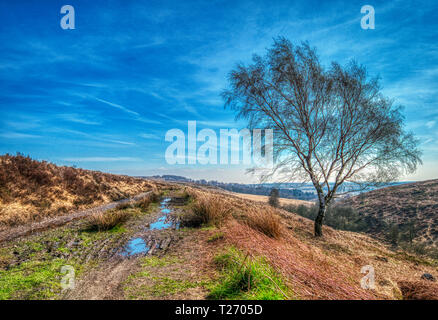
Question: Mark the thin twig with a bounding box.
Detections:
[237,252,250,274]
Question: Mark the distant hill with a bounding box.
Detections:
[228,191,313,207]
[0,154,156,228]
[145,175,316,201]
[344,179,438,249]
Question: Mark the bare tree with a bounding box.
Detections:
[223,38,421,237]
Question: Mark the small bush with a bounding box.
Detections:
[134,192,160,211]
[400,242,429,257]
[245,207,282,239]
[268,188,280,208]
[182,194,232,227]
[86,209,132,231]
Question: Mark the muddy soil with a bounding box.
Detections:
[0,191,220,300]
[62,195,212,300]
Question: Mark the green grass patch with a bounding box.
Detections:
[199,225,217,231]
[208,247,292,300]
[0,258,82,300]
[147,277,203,296]
[142,202,159,215]
[207,232,224,243]
[108,224,127,234]
[140,256,182,268]
[126,270,151,280]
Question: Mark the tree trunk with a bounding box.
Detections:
[314,203,326,237]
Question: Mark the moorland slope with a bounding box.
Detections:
[0,154,158,228]
[345,180,438,248]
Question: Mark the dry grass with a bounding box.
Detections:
[184,186,438,300]
[181,190,233,227]
[184,187,282,238]
[223,213,438,299]
[244,206,282,239]
[134,191,160,211]
[398,280,438,300]
[0,154,158,228]
[86,209,132,231]
[229,192,314,207]
[223,220,379,299]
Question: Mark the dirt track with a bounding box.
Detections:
[0,191,152,244]
[62,195,209,300]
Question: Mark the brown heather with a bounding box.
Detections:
[345,179,438,249]
[184,186,438,299]
[397,280,438,300]
[0,154,157,228]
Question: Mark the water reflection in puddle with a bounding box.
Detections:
[122,237,149,256]
[149,198,176,230]
[150,215,173,230]
[122,198,177,257]
[160,198,171,207]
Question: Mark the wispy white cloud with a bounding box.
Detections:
[46,128,136,147]
[426,120,436,129]
[62,157,143,162]
[4,120,42,130]
[94,97,140,116]
[57,113,102,125]
[131,36,166,49]
[94,97,161,124]
[139,133,160,140]
[0,132,42,139]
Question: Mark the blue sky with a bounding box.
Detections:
[0,0,437,183]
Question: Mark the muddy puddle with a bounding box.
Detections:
[150,198,173,230]
[149,197,180,231]
[122,197,179,257]
[122,237,149,256]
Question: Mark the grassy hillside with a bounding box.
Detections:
[344,180,438,251]
[181,187,438,299]
[0,154,157,228]
[1,158,437,300]
[0,181,437,300]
